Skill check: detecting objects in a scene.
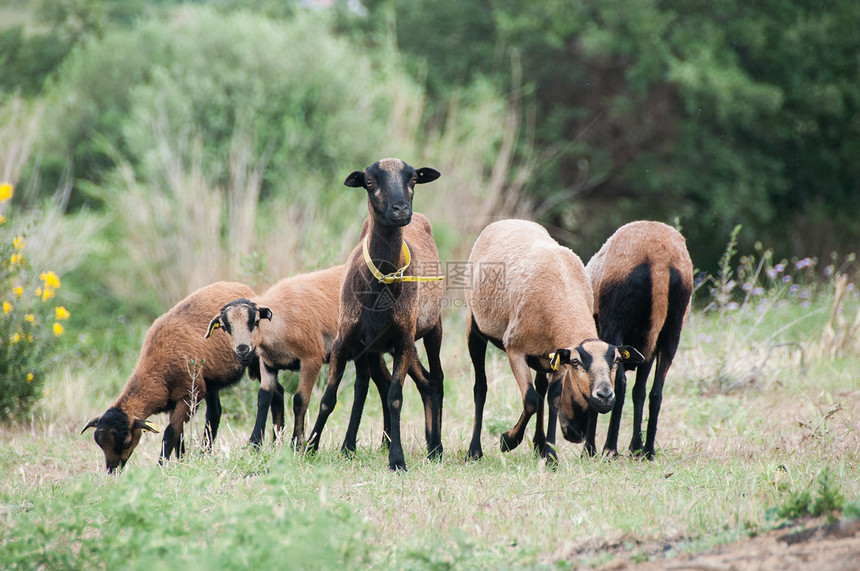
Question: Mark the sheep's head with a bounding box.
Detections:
[551,340,644,442]
[344,158,440,227]
[205,298,272,366]
[81,407,158,473]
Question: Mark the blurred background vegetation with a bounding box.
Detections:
[1,0,858,418]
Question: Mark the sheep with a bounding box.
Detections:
[464,219,644,463]
[81,281,264,473]
[585,220,693,459]
[205,264,426,451]
[307,158,445,471]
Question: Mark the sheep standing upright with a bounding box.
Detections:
[585,220,693,459]
[465,219,643,463]
[307,158,445,471]
[82,282,263,472]
[205,265,429,451]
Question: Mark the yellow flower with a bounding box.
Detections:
[42,288,55,301]
[10,253,22,265]
[13,286,22,297]
[53,322,64,336]
[40,271,61,290]
[2,301,10,314]
[11,332,20,344]
[55,306,71,320]
[26,373,34,383]
[0,215,6,224]
[24,313,34,324]
[13,236,24,250]
[0,183,12,203]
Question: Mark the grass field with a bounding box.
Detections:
[1,282,859,569]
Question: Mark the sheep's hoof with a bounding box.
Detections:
[426,444,443,462]
[542,445,558,470]
[466,448,483,462]
[340,443,357,459]
[602,447,620,459]
[388,459,407,472]
[500,431,521,452]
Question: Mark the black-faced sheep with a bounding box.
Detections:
[465,219,643,463]
[307,158,445,471]
[82,281,263,473]
[205,265,420,451]
[585,220,693,459]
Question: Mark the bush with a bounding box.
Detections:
[0,183,70,421]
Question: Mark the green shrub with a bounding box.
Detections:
[0,183,70,421]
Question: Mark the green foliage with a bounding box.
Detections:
[39,6,422,209]
[0,186,70,421]
[0,460,373,569]
[776,468,845,520]
[358,0,860,270]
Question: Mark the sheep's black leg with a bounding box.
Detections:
[467,317,489,460]
[532,372,548,454]
[387,341,412,472]
[582,408,599,457]
[160,401,190,464]
[250,362,280,447]
[643,352,671,460]
[341,353,371,456]
[501,351,538,452]
[422,319,445,461]
[292,360,321,446]
[271,381,285,441]
[202,390,222,450]
[545,376,562,461]
[602,366,627,457]
[308,339,348,453]
[629,359,654,456]
[369,354,392,449]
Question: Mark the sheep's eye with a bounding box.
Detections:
[570,358,581,369]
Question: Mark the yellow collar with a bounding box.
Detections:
[362,235,445,284]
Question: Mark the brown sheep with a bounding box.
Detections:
[585,220,693,459]
[465,219,643,463]
[82,282,262,473]
[307,158,445,471]
[205,264,429,451]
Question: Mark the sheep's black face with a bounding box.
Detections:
[85,407,136,473]
[206,299,271,367]
[555,341,646,422]
[344,158,440,227]
[81,407,159,472]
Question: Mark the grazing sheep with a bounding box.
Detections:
[465,219,643,462]
[308,158,445,471]
[82,282,263,473]
[585,220,693,459]
[206,265,425,450]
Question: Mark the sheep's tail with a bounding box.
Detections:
[646,261,671,360]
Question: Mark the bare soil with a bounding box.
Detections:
[588,516,860,570]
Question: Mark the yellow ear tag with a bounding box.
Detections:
[621,350,630,360]
[549,352,560,371]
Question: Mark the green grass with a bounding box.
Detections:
[2,292,860,569]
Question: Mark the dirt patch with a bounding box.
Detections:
[591,517,860,570]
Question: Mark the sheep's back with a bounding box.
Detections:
[467,219,595,355]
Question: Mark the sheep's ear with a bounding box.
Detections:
[549,348,572,370]
[344,171,366,188]
[616,345,645,364]
[81,416,100,434]
[258,307,273,321]
[204,315,222,338]
[132,418,159,434]
[415,167,440,184]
